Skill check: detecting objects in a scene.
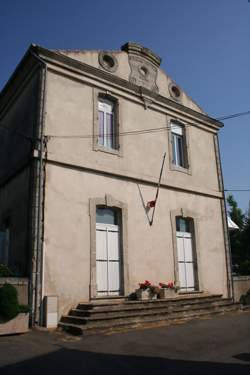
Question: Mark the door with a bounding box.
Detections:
[176,217,196,292]
[96,208,121,296]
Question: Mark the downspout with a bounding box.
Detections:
[214,133,234,300]
[30,50,47,325]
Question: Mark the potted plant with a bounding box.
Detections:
[159,281,178,299]
[148,284,161,300]
[136,281,161,300]
[136,280,151,300]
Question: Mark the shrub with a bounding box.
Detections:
[0,283,19,321]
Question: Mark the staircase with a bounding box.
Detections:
[58,294,240,335]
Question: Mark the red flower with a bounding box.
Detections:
[139,280,151,289]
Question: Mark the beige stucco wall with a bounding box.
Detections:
[45,70,219,195]
[58,50,204,113]
[43,163,227,318]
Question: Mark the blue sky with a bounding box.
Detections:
[0,0,249,211]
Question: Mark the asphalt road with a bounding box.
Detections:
[0,311,249,374]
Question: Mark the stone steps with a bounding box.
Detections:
[68,299,231,319]
[76,294,222,312]
[59,294,241,335]
[59,303,239,336]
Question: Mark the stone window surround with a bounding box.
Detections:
[93,88,122,157]
[167,116,192,175]
[89,195,129,299]
[170,208,202,292]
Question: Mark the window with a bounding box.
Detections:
[98,98,117,150]
[0,224,10,266]
[176,217,191,233]
[96,207,118,225]
[171,122,187,168]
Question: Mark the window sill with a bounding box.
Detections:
[94,145,121,157]
[170,164,191,175]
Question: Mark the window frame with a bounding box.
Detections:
[168,119,191,174]
[98,98,116,149]
[93,90,122,156]
[170,209,201,292]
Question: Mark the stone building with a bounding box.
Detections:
[0,42,232,325]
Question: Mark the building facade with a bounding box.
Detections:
[0,42,232,325]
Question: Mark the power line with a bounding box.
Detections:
[224,189,250,192]
[216,110,250,121]
[46,125,173,139]
[44,109,250,140]
[0,107,249,141]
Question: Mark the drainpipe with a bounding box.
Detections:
[30,50,47,325]
[214,134,234,301]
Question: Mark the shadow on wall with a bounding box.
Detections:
[1,348,250,375]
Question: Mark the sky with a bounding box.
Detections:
[0,0,249,212]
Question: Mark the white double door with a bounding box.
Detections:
[176,231,196,291]
[96,223,121,296]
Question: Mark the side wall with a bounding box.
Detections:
[0,65,40,276]
[0,167,31,276]
[43,164,228,318]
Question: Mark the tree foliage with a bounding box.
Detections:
[227,194,250,275]
[227,194,244,228]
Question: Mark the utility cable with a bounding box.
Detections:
[0,108,249,141]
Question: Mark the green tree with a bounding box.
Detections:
[239,202,250,274]
[227,194,245,229]
[227,194,245,270]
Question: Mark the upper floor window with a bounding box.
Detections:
[171,122,187,168]
[98,98,117,150]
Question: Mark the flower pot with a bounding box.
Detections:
[159,288,176,299]
[136,288,150,300]
[136,288,158,300]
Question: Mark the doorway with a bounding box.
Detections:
[176,217,197,292]
[96,207,122,296]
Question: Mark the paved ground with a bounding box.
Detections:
[0,311,249,374]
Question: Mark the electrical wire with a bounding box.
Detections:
[0,108,249,141]
[216,110,250,121]
[224,190,250,192]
